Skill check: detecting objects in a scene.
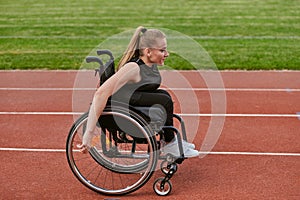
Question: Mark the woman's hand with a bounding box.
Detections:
[77,143,89,153]
[77,130,94,153]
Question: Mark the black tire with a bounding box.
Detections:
[153,178,172,196]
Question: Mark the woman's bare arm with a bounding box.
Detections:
[78,62,140,152]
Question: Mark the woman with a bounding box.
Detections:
[78,26,199,158]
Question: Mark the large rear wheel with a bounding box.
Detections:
[66,109,158,195]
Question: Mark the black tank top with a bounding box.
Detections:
[111,57,161,103]
[130,58,161,91]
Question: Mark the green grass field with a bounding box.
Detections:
[0,0,299,70]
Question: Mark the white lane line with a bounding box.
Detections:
[0,88,95,91]
[0,147,299,157]
[180,113,300,118]
[0,112,299,118]
[170,88,300,92]
[199,151,300,157]
[0,148,67,152]
[1,87,300,92]
[0,111,83,115]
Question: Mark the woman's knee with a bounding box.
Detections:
[156,89,171,98]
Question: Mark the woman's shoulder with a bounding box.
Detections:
[119,61,139,72]
[118,61,141,83]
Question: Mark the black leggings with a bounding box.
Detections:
[129,89,175,142]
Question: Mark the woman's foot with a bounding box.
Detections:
[162,138,199,158]
[182,140,195,149]
[170,137,195,149]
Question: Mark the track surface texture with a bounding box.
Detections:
[0,70,299,199]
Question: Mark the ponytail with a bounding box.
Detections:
[117,26,166,70]
[117,26,146,70]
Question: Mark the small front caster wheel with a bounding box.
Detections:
[161,161,178,175]
[153,178,172,196]
[161,160,171,175]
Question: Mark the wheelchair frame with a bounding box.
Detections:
[66,50,189,196]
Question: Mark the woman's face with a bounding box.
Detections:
[149,38,169,66]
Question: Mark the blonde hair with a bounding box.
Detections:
[117,26,166,70]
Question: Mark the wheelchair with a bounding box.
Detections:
[66,50,189,196]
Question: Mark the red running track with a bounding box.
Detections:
[0,70,299,199]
